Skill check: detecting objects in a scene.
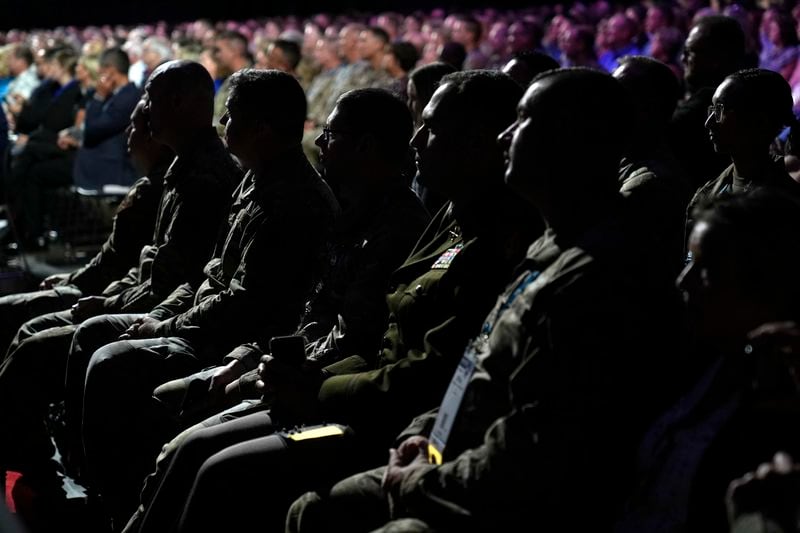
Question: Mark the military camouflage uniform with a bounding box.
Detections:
[288,206,679,533]
[74,146,339,524]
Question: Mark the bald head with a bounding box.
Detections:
[614,55,679,128]
[504,68,632,203]
[145,60,215,148]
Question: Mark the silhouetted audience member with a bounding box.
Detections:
[501,50,560,87]
[0,60,239,533]
[72,69,338,528]
[438,42,466,70]
[407,61,456,215]
[132,70,541,533]
[0,99,172,358]
[287,67,676,533]
[617,190,800,532]
[614,55,691,279]
[670,15,746,191]
[686,68,800,244]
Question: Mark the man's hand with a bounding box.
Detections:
[382,436,431,496]
[39,272,70,289]
[747,321,800,388]
[727,452,800,531]
[94,73,114,100]
[70,296,107,322]
[209,359,246,395]
[56,130,79,150]
[7,93,24,115]
[119,316,162,340]
[256,353,323,423]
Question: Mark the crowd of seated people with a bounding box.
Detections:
[3,1,800,532]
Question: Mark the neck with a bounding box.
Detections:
[731,151,774,181]
[171,126,211,156]
[57,73,72,86]
[369,53,384,70]
[450,180,504,239]
[540,193,616,242]
[250,143,300,174]
[229,57,249,73]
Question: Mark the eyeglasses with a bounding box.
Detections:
[320,126,356,144]
[707,103,725,123]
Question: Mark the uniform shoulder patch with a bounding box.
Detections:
[431,244,463,270]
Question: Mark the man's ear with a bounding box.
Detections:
[355,133,376,155]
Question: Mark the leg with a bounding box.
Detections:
[0,324,78,475]
[123,401,264,533]
[134,406,274,533]
[371,519,436,532]
[6,309,74,358]
[177,426,364,533]
[0,286,82,355]
[63,313,145,471]
[286,467,390,533]
[81,337,205,527]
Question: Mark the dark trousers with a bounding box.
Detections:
[130,406,365,533]
[64,313,144,474]
[287,466,393,533]
[0,310,77,473]
[80,335,206,528]
[0,286,82,357]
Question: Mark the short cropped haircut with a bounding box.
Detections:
[226,68,307,143]
[334,88,414,163]
[437,70,523,137]
[100,47,131,75]
[272,39,302,70]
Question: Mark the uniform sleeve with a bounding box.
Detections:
[158,196,332,362]
[391,271,666,529]
[147,282,196,321]
[316,267,499,441]
[65,178,158,295]
[305,209,428,364]
[102,177,231,314]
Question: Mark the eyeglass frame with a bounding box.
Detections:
[320,125,358,145]
[707,103,725,123]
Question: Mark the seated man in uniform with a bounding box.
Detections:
[69,69,340,529]
[0,98,173,355]
[0,60,239,527]
[286,67,679,533]
[126,70,545,533]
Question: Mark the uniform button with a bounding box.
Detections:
[414,284,423,295]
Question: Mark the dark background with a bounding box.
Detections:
[2,0,546,31]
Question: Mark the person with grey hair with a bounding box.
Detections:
[139,36,174,86]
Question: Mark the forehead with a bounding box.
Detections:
[685,26,708,49]
[131,100,147,121]
[712,78,735,103]
[422,83,457,120]
[326,105,346,127]
[519,79,551,115]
